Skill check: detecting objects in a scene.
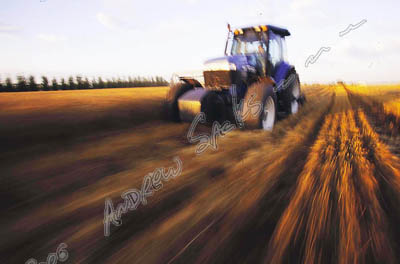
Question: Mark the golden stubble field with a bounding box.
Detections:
[1,84,400,264]
[0,87,169,156]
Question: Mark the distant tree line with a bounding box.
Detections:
[0,75,169,92]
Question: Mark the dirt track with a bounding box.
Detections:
[1,85,400,264]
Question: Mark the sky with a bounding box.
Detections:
[0,0,399,83]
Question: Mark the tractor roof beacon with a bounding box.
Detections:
[166,24,306,131]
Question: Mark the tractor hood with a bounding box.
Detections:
[203,55,254,72]
[203,55,258,89]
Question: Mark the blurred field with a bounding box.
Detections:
[0,87,168,157]
[1,84,400,264]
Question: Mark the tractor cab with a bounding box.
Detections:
[201,25,292,98]
[225,25,291,83]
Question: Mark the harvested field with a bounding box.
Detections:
[1,84,400,264]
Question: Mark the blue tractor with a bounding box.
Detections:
[166,24,305,130]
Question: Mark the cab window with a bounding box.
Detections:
[268,32,282,67]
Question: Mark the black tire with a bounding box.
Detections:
[202,92,227,124]
[242,81,277,130]
[298,93,306,105]
[281,73,301,114]
[166,83,193,122]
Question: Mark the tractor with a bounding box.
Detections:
[166,24,305,130]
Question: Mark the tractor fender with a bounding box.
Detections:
[274,62,295,92]
[180,77,203,88]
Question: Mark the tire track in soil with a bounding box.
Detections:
[352,108,400,261]
[342,87,400,263]
[163,90,336,264]
[265,106,342,264]
[345,86,400,256]
[344,84,400,156]
[339,110,396,264]
[263,85,398,264]
[261,85,356,264]
[214,91,336,264]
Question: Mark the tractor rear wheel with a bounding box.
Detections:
[166,83,193,121]
[242,81,277,130]
[282,73,301,114]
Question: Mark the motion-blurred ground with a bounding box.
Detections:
[1,84,400,264]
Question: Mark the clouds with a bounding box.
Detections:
[96,12,120,31]
[0,22,21,35]
[96,12,139,32]
[337,35,400,64]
